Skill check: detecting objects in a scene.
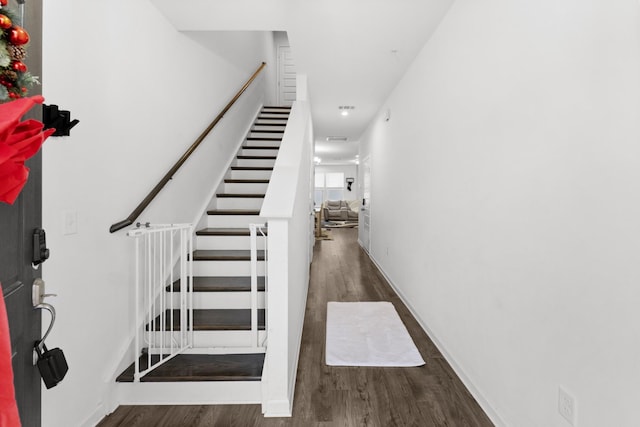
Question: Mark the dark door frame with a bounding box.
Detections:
[0,1,45,426]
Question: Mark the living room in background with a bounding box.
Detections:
[314,172,343,207]
[314,164,359,208]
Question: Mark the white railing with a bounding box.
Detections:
[249,223,268,350]
[127,223,193,381]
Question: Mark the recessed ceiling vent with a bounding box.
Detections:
[326,136,348,142]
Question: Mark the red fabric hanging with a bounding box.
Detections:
[0,96,54,425]
[0,96,54,205]
[0,283,21,427]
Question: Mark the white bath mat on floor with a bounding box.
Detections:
[326,301,425,367]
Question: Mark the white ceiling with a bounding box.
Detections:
[287,0,454,164]
[152,0,454,163]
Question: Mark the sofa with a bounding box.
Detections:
[322,200,359,222]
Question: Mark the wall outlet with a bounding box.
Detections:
[558,387,576,425]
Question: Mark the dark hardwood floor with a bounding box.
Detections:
[98,228,494,427]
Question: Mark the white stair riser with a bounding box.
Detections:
[251,126,285,133]
[242,139,282,148]
[241,148,279,157]
[193,260,265,276]
[260,107,291,114]
[196,235,266,250]
[254,120,287,127]
[259,113,289,119]
[224,182,269,193]
[230,169,272,180]
[248,131,284,139]
[216,197,264,210]
[171,292,265,309]
[235,158,276,168]
[116,381,262,405]
[206,215,262,228]
[193,330,267,348]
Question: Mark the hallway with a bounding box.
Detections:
[99,228,493,426]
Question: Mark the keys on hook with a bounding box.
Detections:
[33,300,68,389]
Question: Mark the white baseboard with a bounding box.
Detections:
[263,399,293,418]
[115,381,262,405]
[367,253,507,427]
[80,404,108,427]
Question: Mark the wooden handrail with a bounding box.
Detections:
[110,62,267,233]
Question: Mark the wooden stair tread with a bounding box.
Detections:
[170,276,266,292]
[216,193,265,198]
[251,123,286,126]
[116,353,265,383]
[263,106,291,109]
[192,249,265,261]
[247,136,282,141]
[146,309,266,331]
[236,155,277,160]
[196,228,267,236]
[224,179,270,184]
[230,166,274,171]
[241,146,280,150]
[207,209,260,215]
[250,129,284,133]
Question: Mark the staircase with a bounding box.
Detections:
[115,106,291,405]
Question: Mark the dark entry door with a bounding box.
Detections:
[0,1,44,426]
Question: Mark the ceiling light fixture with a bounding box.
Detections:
[338,106,355,116]
[326,136,348,142]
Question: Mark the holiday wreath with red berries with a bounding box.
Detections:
[0,1,52,205]
[0,1,39,102]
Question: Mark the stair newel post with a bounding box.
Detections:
[169,228,174,356]
[160,230,165,361]
[250,224,259,348]
[147,232,153,373]
[178,227,183,348]
[262,224,268,343]
[189,228,194,346]
[132,230,141,382]
[180,227,194,347]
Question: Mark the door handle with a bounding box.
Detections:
[32,278,56,306]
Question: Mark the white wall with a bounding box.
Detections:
[185,31,278,106]
[360,1,640,426]
[41,1,275,426]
